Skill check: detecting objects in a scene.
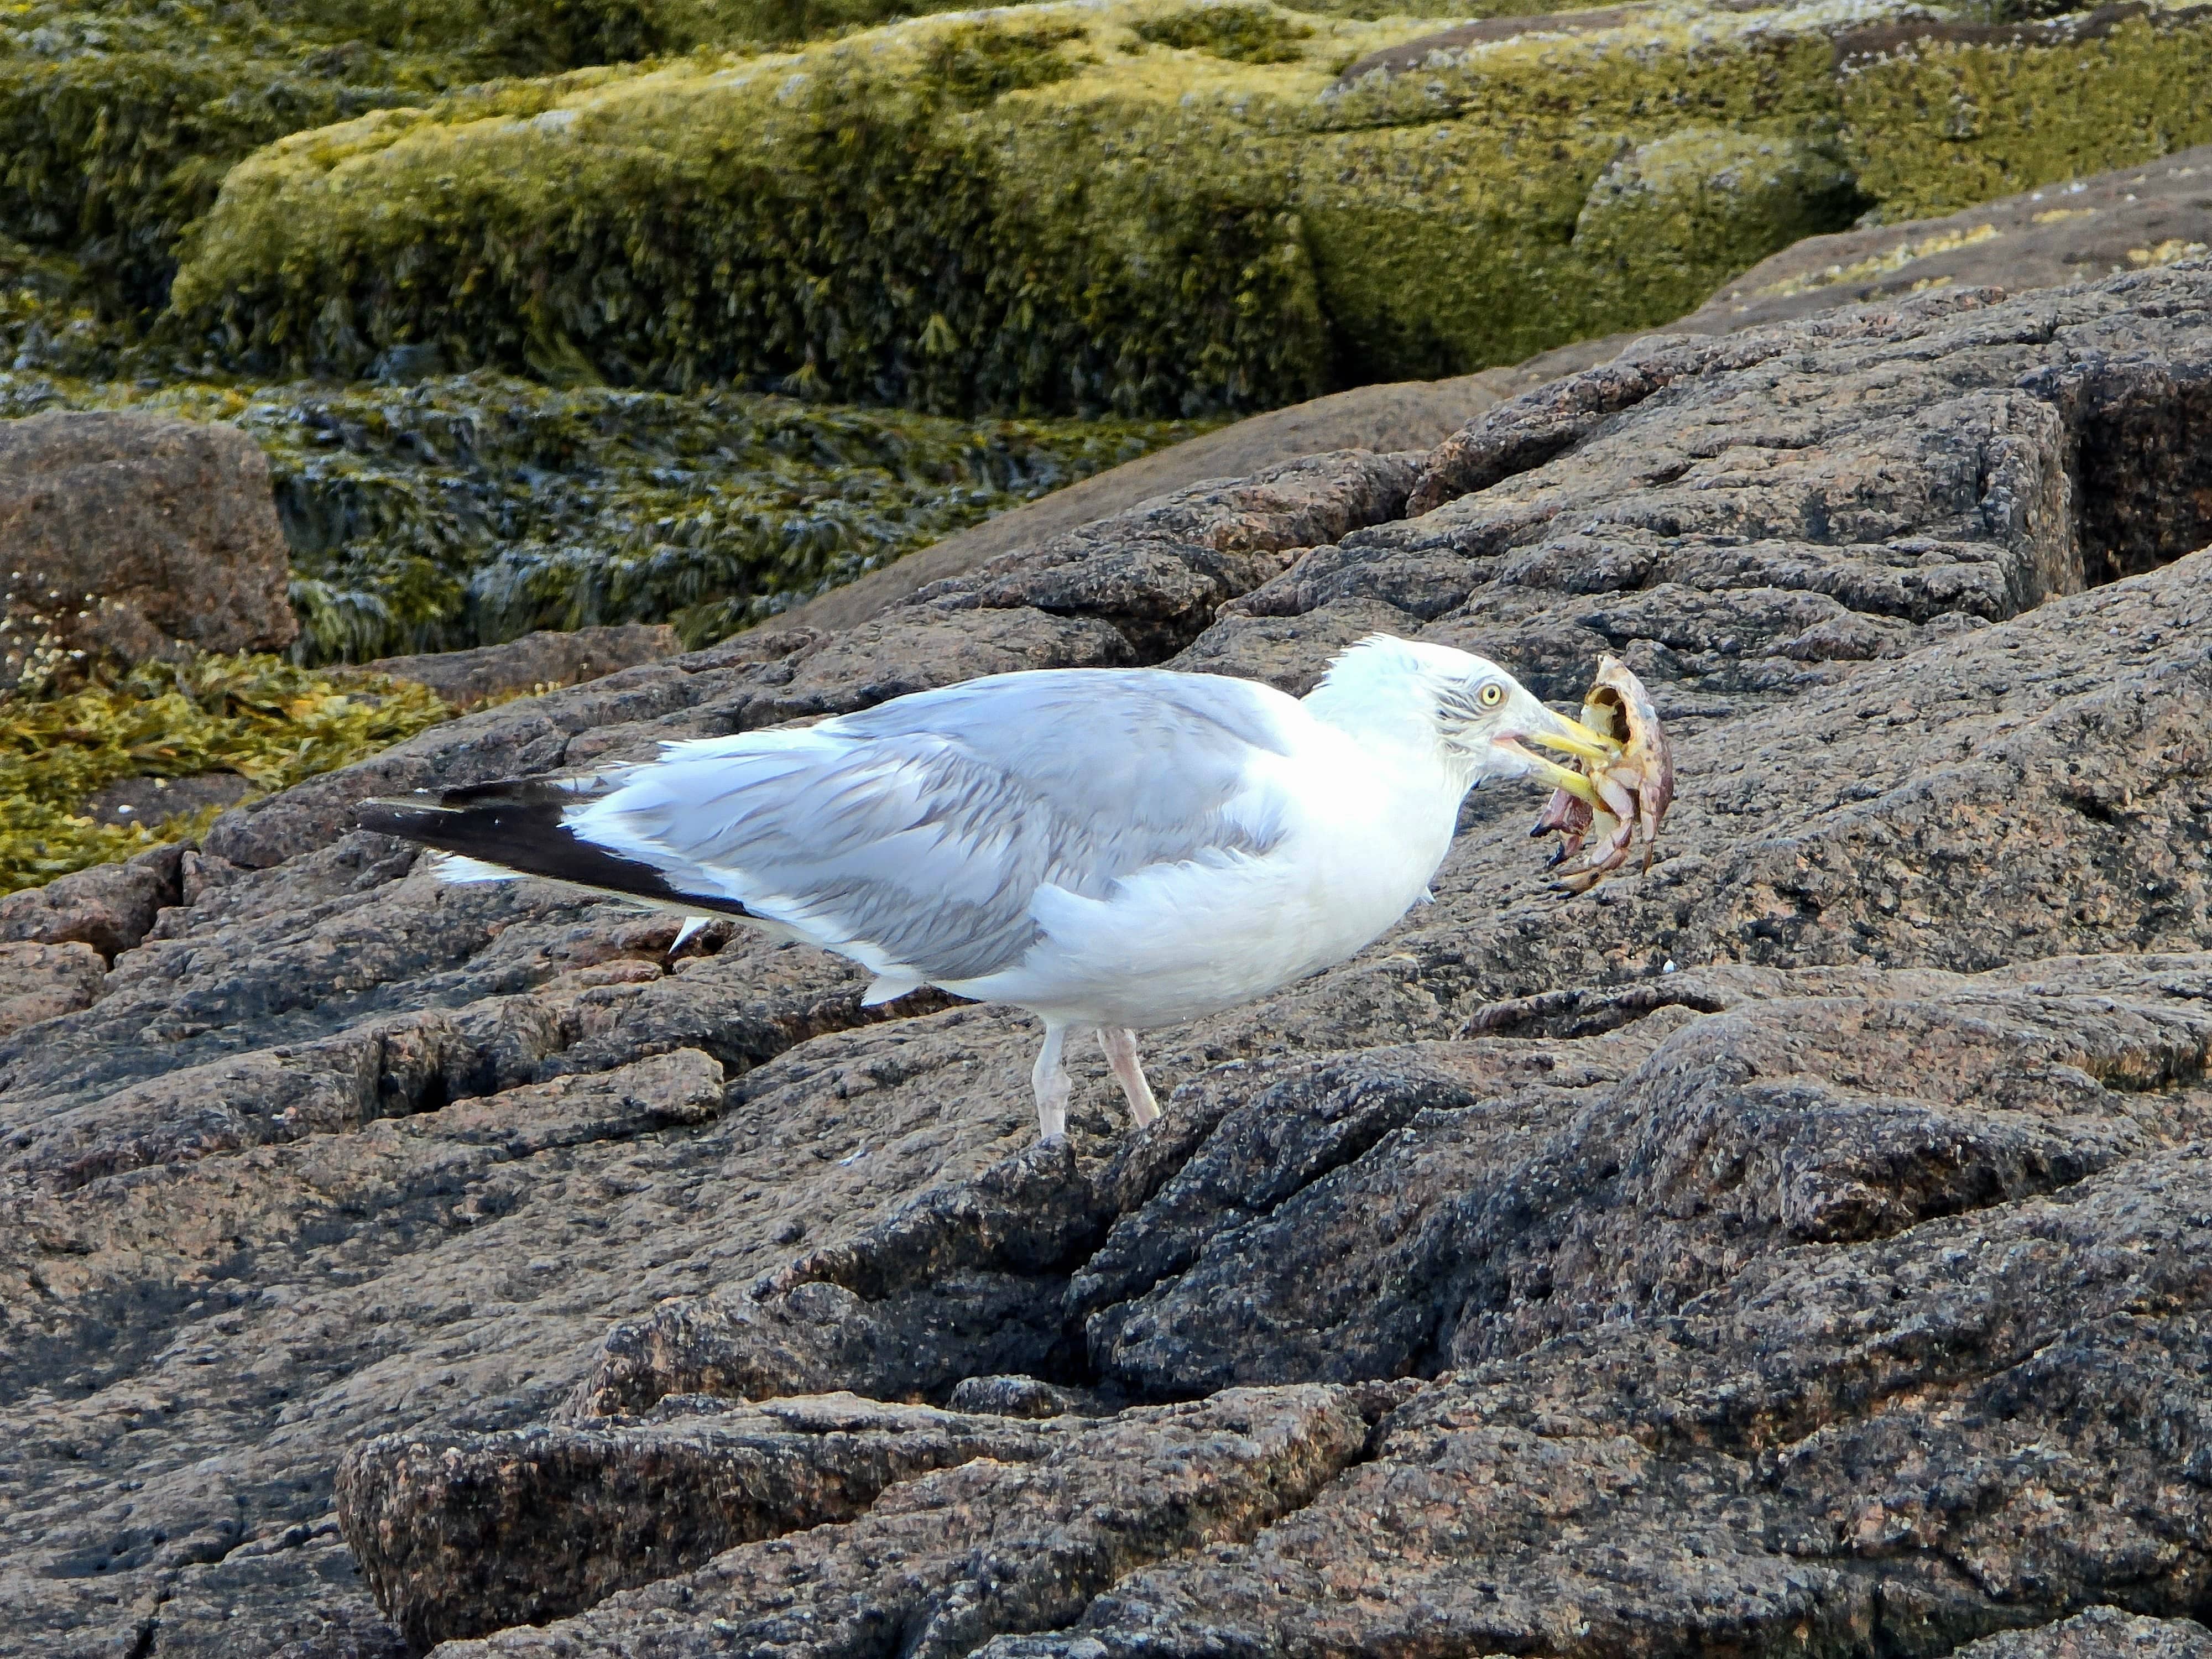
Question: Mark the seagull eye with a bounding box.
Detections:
[1477,681,1506,709]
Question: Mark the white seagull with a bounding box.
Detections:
[359,635,1618,1141]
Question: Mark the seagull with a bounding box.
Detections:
[358,635,1618,1141]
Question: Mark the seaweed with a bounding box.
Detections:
[0,651,450,893]
[0,362,1203,661]
[1839,10,2212,220]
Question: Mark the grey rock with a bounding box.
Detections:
[11,265,2212,1659]
[431,1386,1367,1659]
[0,412,296,691]
[341,1394,1081,1648]
[362,624,682,709]
[1953,1610,2212,1659]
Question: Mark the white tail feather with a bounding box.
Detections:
[430,853,522,885]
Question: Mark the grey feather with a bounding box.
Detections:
[569,669,1294,982]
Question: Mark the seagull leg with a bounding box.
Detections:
[1097,1026,1159,1129]
[1031,1020,1072,1142]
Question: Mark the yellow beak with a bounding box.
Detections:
[1524,710,1620,766]
[1494,738,1606,810]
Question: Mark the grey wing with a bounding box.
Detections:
[565,669,1298,983]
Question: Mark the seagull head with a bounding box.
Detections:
[1307,635,1620,791]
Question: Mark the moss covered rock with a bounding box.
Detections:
[163,0,2212,416]
[1837,7,2212,220]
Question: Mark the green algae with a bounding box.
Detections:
[0,651,449,894]
[158,0,2212,413]
[1839,11,2212,220]
[163,1,1865,402]
[1135,5,1316,62]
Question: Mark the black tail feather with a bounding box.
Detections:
[358,785,757,918]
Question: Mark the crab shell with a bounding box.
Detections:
[1584,653,1676,841]
[1530,654,1675,890]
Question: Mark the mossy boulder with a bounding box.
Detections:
[165,0,2212,416]
[1836,7,2212,220]
[1570,129,1863,329]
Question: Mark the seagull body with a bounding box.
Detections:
[359,635,1613,1139]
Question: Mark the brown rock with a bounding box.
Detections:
[361,624,681,709]
[0,941,102,1039]
[432,1386,1366,1659]
[0,841,183,960]
[340,1394,1081,1649]
[0,412,296,690]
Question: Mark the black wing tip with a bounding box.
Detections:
[356,785,758,921]
[358,795,453,839]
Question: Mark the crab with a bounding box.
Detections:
[1517,654,1676,893]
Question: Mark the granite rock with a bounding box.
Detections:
[0,412,296,691]
[7,265,2212,1657]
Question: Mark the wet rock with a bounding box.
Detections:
[362,625,682,710]
[0,412,295,691]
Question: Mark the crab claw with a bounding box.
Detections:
[1530,785,1592,867]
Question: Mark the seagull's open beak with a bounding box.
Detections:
[1495,703,1619,805]
[1493,705,1620,810]
[1496,743,1604,809]
[1522,707,1620,765]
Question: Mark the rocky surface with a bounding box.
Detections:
[361,627,684,711]
[793,143,2212,637]
[6,263,2212,1658]
[782,341,1635,636]
[341,1393,1091,1648]
[0,940,103,1039]
[0,413,297,691]
[1684,142,2212,336]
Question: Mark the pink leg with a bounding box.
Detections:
[1097,1027,1159,1129]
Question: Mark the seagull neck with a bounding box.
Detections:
[1301,677,1463,776]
